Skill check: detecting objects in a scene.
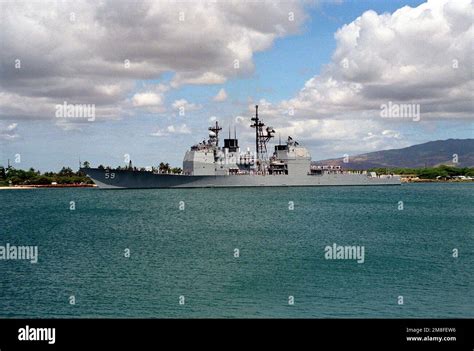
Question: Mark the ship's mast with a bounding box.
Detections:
[250,105,275,170]
[208,121,222,146]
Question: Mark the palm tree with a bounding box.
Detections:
[159,162,170,173]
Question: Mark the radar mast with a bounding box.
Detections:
[250,105,275,170]
[208,121,222,146]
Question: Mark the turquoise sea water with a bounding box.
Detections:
[0,183,472,318]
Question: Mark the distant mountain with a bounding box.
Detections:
[313,139,474,169]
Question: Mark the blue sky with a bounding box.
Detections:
[1,0,472,171]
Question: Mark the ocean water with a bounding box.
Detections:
[0,183,472,318]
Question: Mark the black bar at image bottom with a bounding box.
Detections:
[0,319,472,350]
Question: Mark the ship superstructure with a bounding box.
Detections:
[182,106,312,178]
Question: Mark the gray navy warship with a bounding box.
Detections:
[82,106,400,188]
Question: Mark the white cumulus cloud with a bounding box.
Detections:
[171,99,202,114]
[132,92,163,107]
[0,0,307,120]
[277,0,473,121]
[150,123,191,137]
[213,88,228,102]
[0,122,19,140]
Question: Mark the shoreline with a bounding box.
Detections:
[0,184,96,190]
[401,179,474,183]
[1,181,472,190]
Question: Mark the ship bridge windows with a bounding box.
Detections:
[275,145,288,151]
[269,162,288,175]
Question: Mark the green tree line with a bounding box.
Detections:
[103,162,182,174]
[367,165,474,179]
[0,166,93,186]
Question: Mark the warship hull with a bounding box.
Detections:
[82,168,401,189]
